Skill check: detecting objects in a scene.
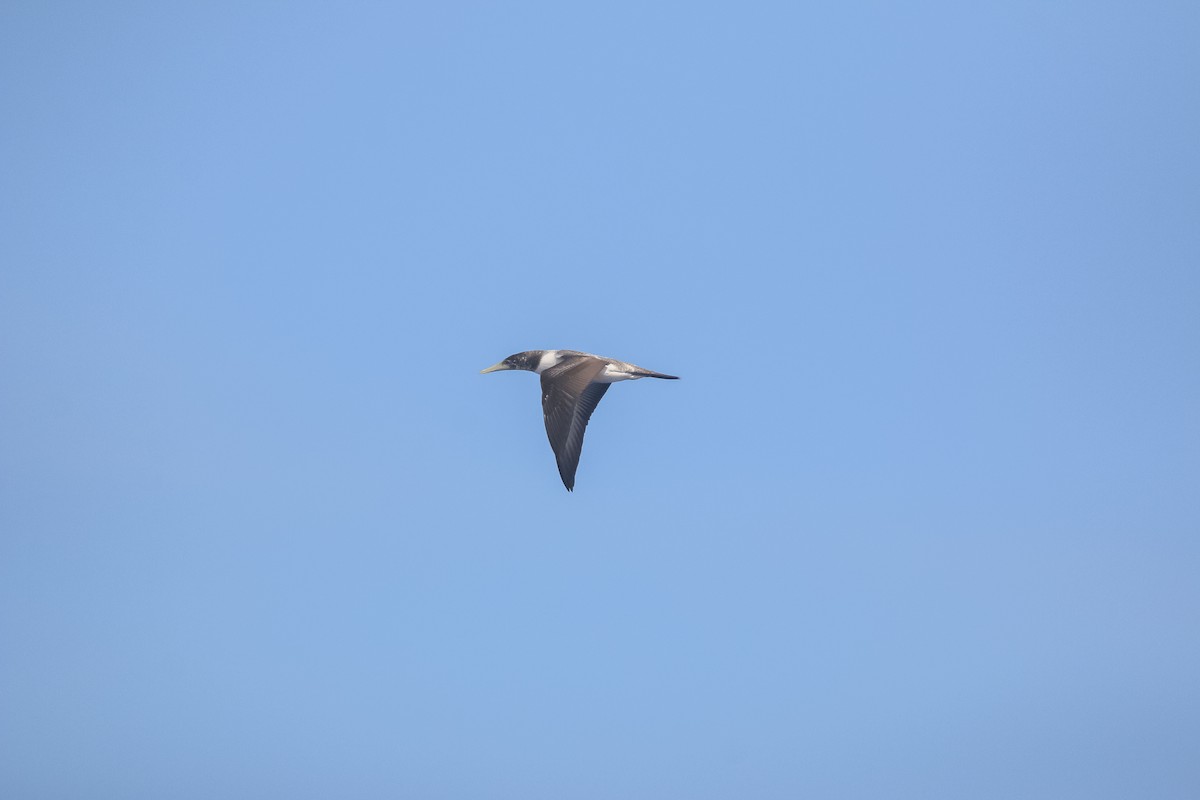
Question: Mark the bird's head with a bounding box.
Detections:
[480,351,542,374]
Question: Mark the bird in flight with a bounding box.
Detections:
[481,349,679,491]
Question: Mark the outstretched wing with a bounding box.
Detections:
[540,359,610,491]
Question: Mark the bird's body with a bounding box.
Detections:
[481,350,679,491]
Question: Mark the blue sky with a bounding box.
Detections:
[2,2,1198,797]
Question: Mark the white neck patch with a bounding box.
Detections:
[535,351,561,373]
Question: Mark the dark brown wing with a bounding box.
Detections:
[540,359,609,491]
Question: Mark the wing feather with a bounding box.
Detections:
[540,359,609,490]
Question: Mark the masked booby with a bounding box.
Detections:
[481,349,679,491]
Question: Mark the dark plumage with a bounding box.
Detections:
[481,349,679,490]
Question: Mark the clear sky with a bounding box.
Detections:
[2,2,1198,797]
